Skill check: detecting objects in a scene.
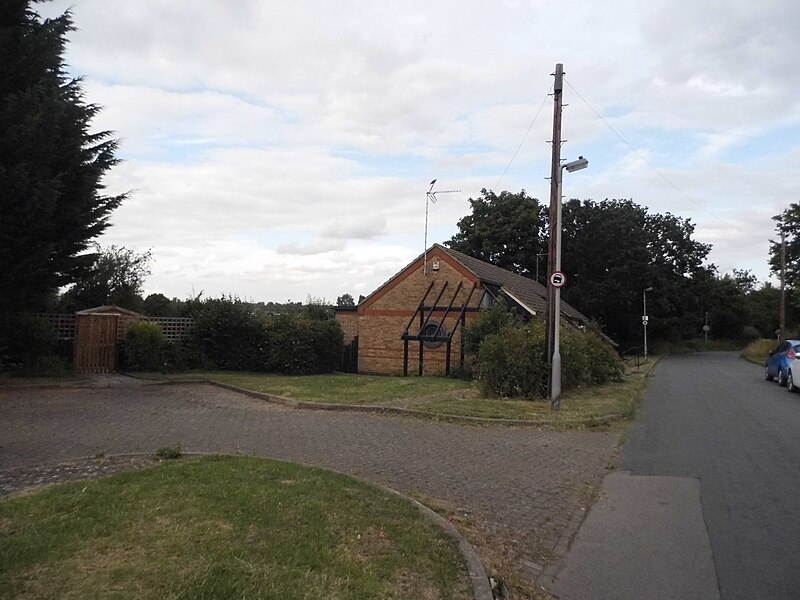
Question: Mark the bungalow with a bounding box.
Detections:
[335,244,599,376]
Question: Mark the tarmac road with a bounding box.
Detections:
[552,352,800,600]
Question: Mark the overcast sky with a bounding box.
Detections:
[38,0,800,303]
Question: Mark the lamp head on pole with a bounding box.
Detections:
[563,156,588,173]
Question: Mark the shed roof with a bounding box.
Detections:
[75,305,143,317]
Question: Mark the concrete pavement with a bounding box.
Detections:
[545,471,719,600]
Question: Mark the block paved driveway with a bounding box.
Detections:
[0,377,620,591]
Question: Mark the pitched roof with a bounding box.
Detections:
[435,244,590,324]
[75,305,144,317]
[350,242,613,344]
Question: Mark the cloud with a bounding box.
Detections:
[31,0,800,301]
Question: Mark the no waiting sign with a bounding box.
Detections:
[550,271,567,288]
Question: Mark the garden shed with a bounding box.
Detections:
[335,244,597,376]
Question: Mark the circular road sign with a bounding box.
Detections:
[550,271,567,288]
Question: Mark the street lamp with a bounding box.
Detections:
[548,156,588,408]
[643,286,653,361]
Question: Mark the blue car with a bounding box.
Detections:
[765,339,800,386]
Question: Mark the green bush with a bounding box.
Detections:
[476,320,548,398]
[474,319,623,398]
[186,297,267,371]
[578,329,625,384]
[264,314,344,374]
[463,295,522,356]
[741,325,761,342]
[0,314,57,373]
[123,321,165,371]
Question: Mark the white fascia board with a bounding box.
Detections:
[500,287,537,317]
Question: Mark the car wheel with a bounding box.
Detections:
[766,366,774,381]
[789,371,798,393]
[778,369,787,387]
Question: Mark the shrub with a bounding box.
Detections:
[576,329,625,384]
[463,296,521,356]
[186,297,267,371]
[123,321,165,371]
[0,314,57,373]
[264,314,344,374]
[474,318,623,398]
[741,325,762,342]
[476,320,548,398]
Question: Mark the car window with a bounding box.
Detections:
[793,345,800,354]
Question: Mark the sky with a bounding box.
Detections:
[37,0,800,304]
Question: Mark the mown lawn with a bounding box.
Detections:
[0,455,472,600]
[141,359,656,426]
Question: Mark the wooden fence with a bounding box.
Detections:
[23,313,195,373]
[33,313,194,342]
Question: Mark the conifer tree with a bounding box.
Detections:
[0,0,125,311]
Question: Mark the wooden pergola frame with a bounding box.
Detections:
[400,281,484,376]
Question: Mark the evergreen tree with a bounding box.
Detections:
[0,1,124,311]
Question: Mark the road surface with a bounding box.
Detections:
[571,352,800,600]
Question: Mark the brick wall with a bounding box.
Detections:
[335,310,359,343]
[357,250,484,375]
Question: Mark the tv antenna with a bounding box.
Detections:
[424,179,460,275]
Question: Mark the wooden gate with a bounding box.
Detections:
[73,314,119,373]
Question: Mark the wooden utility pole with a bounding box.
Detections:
[547,63,564,409]
[780,229,787,340]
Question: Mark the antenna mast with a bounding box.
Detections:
[424,180,460,275]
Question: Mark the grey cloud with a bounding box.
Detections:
[321,217,387,240]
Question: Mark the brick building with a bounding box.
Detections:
[335,244,596,376]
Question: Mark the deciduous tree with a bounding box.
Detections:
[770,202,800,297]
[59,246,151,311]
[446,189,546,280]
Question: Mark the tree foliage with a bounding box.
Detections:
[336,293,355,307]
[448,192,724,347]
[560,199,713,346]
[0,1,125,311]
[447,189,546,279]
[770,203,800,297]
[58,245,152,311]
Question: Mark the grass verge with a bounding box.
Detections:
[137,359,657,427]
[0,455,472,600]
[741,338,773,365]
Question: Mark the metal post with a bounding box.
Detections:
[643,289,648,361]
[780,229,786,340]
[547,63,564,409]
[643,287,653,361]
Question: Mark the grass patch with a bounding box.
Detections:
[742,338,774,365]
[145,371,473,405]
[0,455,471,600]
[141,360,656,426]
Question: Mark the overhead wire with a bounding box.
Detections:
[491,84,553,193]
[563,77,743,232]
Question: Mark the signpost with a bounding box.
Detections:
[550,271,566,288]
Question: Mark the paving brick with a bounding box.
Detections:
[0,380,620,594]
